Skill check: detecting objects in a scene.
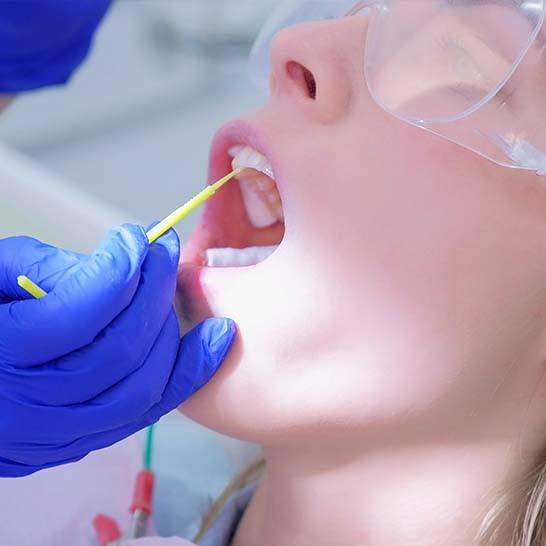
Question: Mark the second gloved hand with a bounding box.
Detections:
[0,0,111,92]
[0,226,236,477]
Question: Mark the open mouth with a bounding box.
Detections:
[181,133,286,271]
[204,145,285,267]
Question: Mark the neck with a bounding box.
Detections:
[232,440,533,546]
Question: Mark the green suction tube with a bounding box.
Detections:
[144,425,155,470]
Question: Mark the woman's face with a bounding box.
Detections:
[177,11,546,451]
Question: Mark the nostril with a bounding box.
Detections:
[286,61,317,100]
[303,67,317,100]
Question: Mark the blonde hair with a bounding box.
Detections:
[477,457,546,546]
[193,459,265,544]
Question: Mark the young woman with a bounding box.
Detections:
[6,2,546,545]
[174,2,546,545]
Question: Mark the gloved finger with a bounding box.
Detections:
[88,317,237,438]
[0,456,42,478]
[4,230,181,405]
[103,316,237,428]
[0,432,86,477]
[0,224,149,367]
[0,236,82,301]
[146,317,237,414]
[3,310,180,450]
[2,318,236,462]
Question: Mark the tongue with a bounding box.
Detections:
[205,246,278,268]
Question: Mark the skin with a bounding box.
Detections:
[177,9,546,546]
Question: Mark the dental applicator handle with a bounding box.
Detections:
[146,168,244,244]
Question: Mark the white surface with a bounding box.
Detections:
[0,1,268,240]
[26,80,263,241]
[0,1,272,150]
[0,436,142,546]
[0,143,135,252]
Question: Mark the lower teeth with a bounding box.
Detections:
[205,246,278,268]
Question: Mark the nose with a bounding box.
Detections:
[268,17,367,123]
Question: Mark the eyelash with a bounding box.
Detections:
[448,82,516,110]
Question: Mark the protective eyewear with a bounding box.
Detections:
[250,0,546,175]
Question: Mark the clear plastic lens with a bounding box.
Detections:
[250,0,546,173]
[366,1,545,123]
[365,0,546,170]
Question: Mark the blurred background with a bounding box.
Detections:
[0,1,273,541]
[0,0,273,250]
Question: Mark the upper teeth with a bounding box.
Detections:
[229,145,275,180]
[229,145,283,229]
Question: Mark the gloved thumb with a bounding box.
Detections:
[152,318,237,413]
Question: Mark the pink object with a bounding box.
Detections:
[93,515,122,546]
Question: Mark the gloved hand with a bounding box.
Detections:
[0,225,236,477]
[0,0,111,93]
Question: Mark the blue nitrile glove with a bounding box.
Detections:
[0,225,236,477]
[0,0,111,93]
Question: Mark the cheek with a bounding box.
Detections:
[183,108,546,445]
[179,254,346,441]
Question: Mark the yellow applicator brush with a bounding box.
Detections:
[146,167,244,244]
[18,167,245,298]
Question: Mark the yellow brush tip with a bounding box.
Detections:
[18,275,48,299]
